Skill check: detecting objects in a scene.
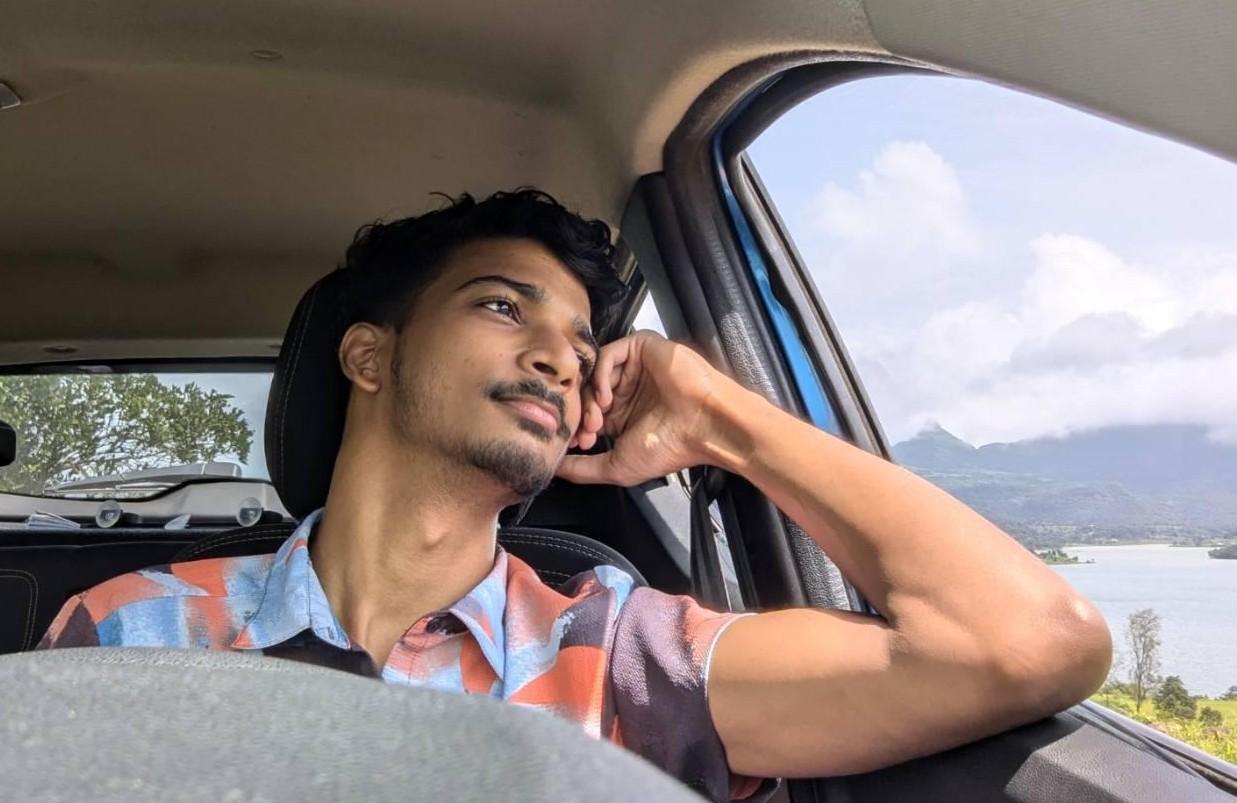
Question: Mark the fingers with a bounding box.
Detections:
[569,390,605,451]
[574,425,597,451]
[590,337,633,410]
[556,452,620,486]
[567,334,641,454]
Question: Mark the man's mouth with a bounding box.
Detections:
[487,379,569,440]
[498,395,561,433]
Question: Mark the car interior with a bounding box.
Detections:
[2,0,1236,800]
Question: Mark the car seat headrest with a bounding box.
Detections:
[265,270,354,519]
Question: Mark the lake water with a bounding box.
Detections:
[1053,544,1237,697]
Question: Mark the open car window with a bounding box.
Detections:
[743,72,1237,767]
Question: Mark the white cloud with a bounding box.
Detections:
[1020,235,1179,335]
[804,144,1237,447]
[816,141,982,260]
[1008,312,1143,372]
[1148,313,1237,360]
[804,142,989,329]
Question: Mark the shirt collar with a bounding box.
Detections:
[231,508,350,651]
[443,548,508,679]
[231,508,511,680]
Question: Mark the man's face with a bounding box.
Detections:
[385,237,598,501]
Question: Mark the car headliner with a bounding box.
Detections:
[2,0,1235,364]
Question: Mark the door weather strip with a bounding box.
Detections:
[710,132,841,436]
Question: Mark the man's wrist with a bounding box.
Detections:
[693,380,766,475]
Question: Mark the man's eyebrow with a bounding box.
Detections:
[455,274,546,304]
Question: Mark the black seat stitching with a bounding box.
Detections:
[176,529,292,561]
[498,533,610,563]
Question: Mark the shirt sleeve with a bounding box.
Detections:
[36,593,101,649]
[607,587,775,801]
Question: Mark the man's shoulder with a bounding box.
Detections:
[503,551,640,606]
[75,552,277,618]
[38,551,279,649]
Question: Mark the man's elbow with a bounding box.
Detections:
[993,593,1113,719]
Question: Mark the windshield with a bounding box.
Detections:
[0,367,271,499]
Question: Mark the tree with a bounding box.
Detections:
[1153,676,1196,721]
[1222,686,1237,701]
[1199,707,1224,729]
[0,375,252,494]
[1125,608,1161,714]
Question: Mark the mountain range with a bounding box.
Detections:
[891,424,1237,547]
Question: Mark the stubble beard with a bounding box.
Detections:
[390,343,556,501]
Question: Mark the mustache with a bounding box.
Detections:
[487,379,571,439]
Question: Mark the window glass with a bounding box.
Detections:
[0,368,271,499]
[631,290,668,337]
[748,74,1237,760]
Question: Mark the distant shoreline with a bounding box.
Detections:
[1058,542,1236,549]
[1060,542,1176,549]
[1037,548,1094,565]
[1055,542,1237,561]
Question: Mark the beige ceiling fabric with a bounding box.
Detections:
[863,0,1237,166]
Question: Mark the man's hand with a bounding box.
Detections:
[558,331,740,486]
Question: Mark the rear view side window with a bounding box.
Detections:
[747,74,1237,763]
[0,369,271,499]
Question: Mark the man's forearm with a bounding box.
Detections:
[695,380,1111,691]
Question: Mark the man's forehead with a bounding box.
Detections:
[443,239,592,314]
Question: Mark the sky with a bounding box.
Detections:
[747,75,1237,447]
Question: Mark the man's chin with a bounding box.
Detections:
[464,437,555,500]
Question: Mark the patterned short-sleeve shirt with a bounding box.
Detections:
[38,509,768,800]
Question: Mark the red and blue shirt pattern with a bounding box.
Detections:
[38,509,767,800]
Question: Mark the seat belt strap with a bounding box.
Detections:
[689,466,730,610]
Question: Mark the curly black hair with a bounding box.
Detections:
[341,189,625,336]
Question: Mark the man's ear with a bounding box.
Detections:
[338,322,388,394]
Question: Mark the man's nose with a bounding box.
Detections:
[521,335,580,389]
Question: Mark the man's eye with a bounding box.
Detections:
[480,298,519,320]
[577,353,595,378]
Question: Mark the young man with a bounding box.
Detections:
[40,190,1112,800]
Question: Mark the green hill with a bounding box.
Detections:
[893,425,1237,548]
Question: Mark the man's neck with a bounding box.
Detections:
[310,435,512,666]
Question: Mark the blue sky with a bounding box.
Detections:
[748,75,1237,446]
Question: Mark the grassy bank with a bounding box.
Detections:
[1091,687,1237,764]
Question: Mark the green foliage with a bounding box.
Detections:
[1222,686,1237,701]
[0,375,252,494]
[1092,686,1237,764]
[1154,717,1237,765]
[1034,548,1085,565]
[1094,688,1138,718]
[1153,676,1197,721]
